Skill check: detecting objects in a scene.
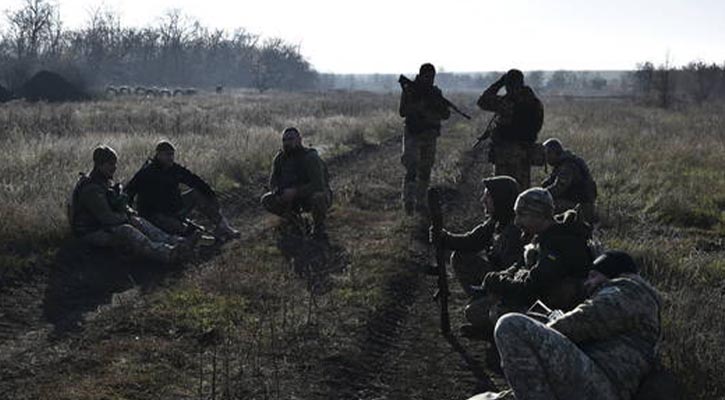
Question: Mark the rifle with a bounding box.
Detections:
[427,187,450,335]
[398,75,471,120]
[472,114,497,149]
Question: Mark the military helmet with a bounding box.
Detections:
[92,145,118,165]
[514,187,554,218]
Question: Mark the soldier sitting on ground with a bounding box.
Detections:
[68,145,199,263]
[471,250,661,400]
[124,140,239,242]
[260,127,332,240]
[428,176,525,336]
[541,138,598,223]
[477,69,544,189]
[477,188,593,327]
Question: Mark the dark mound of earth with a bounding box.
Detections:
[0,83,12,102]
[19,70,89,102]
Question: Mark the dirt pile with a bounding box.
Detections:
[19,70,89,102]
[0,84,12,103]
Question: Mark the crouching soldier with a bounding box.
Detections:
[471,250,662,400]
[261,127,332,240]
[68,145,199,263]
[429,176,525,336]
[476,188,593,330]
[124,140,239,242]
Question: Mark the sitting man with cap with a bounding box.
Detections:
[68,145,199,263]
[541,138,597,224]
[429,176,525,336]
[124,140,239,241]
[471,250,662,400]
[480,187,593,324]
[261,127,332,240]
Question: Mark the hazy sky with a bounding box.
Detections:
[6,0,725,73]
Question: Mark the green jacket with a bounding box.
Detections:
[442,219,524,269]
[399,80,450,134]
[70,170,128,236]
[269,147,329,198]
[549,274,662,400]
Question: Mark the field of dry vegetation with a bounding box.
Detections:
[0,90,723,399]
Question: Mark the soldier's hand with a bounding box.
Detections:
[280,188,298,203]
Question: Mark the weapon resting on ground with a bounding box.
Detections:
[428,187,450,335]
[398,75,471,120]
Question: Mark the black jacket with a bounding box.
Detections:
[125,159,215,217]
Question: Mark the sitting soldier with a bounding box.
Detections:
[260,127,332,240]
[541,138,597,223]
[429,176,525,336]
[124,140,239,242]
[471,250,661,400]
[68,145,199,263]
[479,188,593,326]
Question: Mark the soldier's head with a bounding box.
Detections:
[585,250,639,295]
[282,127,303,153]
[92,145,118,179]
[505,69,524,93]
[513,187,554,234]
[417,63,436,87]
[543,138,564,166]
[482,176,520,223]
[155,140,176,168]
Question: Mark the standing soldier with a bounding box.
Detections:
[261,127,332,240]
[477,69,544,189]
[68,145,199,263]
[541,138,598,223]
[399,63,451,214]
[124,141,240,242]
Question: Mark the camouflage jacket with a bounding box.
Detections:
[477,81,543,143]
[269,147,329,198]
[399,80,450,135]
[70,170,129,236]
[542,150,597,204]
[549,274,662,400]
[485,217,592,309]
[442,219,524,269]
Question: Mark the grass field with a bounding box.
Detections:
[0,91,723,399]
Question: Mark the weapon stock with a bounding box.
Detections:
[399,75,471,120]
[427,187,450,335]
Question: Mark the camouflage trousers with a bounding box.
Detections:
[492,313,620,400]
[80,216,181,263]
[261,190,331,228]
[492,142,531,190]
[147,189,223,235]
[401,128,438,211]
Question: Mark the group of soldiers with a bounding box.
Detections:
[68,64,660,400]
[403,64,660,400]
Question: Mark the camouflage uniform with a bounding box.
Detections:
[477,78,543,189]
[69,170,183,263]
[542,150,597,223]
[479,273,661,400]
[399,78,450,212]
[261,146,332,231]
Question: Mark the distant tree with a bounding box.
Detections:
[547,70,577,91]
[683,61,721,103]
[590,75,608,90]
[653,55,675,108]
[633,61,655,97]
[526,70,545,92]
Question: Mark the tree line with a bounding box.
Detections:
[632,58,725,108]
[0,0,318,92]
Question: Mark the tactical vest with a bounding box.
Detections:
[278,148,331,194]
[559,154,597,203]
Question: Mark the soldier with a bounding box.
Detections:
[68,145,199,263]
[477,69,544,189]
[478,188,592,325]
[471,250,661,400]
[399,63,451,214]
[124,140,239,241]
[260,127,332,240]
[541,138,598,223]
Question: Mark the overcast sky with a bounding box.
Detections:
[6,0,725,73]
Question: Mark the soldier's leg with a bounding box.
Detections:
[450,251,493,297]
[181,189,223,224]
[146,213,187,236]
[107,224,175,263]
[515,146,531,189]
[415,134,437,210]
[131,216,183,244]
[494,313,620,400]
[305,191,331,238]
[400,130,420,213]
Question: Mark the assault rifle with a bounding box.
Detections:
[428,187,450,335]
[472,114,498,149]
[398,75,471,120]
